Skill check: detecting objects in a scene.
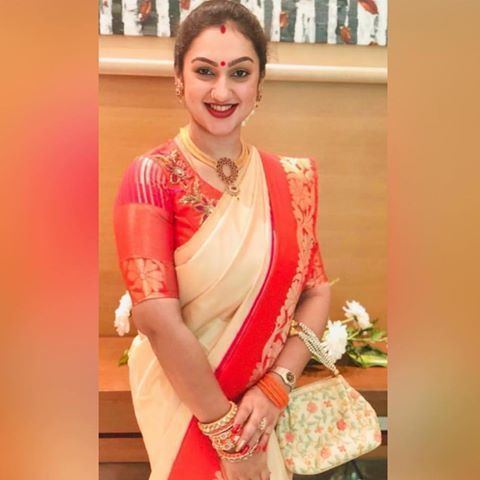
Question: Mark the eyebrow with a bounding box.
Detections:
[191,56,254,67]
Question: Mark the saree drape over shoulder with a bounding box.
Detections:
[113,136,329,480]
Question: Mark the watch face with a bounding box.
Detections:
[286,372,295,383]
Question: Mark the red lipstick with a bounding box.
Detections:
[205,103,238,119]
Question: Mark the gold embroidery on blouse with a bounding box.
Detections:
[179,177,217,224]
[248,157,317,386]
[149,150,187,185]
[122,257,169,304]
[149,149,217,225]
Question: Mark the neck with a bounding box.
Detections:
[187,119,242,161]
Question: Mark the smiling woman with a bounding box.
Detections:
[112,2,331,480]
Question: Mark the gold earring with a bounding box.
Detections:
[242,105,256,127]
[175,80,184,102]
[242,88,264,127]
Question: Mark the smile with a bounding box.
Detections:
[205,103,238,118]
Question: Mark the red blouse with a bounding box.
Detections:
[113,140,328,306]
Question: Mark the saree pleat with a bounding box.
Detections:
[174,146,273,359]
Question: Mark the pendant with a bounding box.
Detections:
[216,157,240,196]
[226,184,240,197]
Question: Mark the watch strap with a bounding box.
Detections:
[270,366,296,390]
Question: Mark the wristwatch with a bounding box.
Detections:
[270,366,296,391]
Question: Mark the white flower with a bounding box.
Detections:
[114,292,132,336]
[343,300,371,329]
[321,320,348,362]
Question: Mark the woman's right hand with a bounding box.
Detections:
[220,450,270,480]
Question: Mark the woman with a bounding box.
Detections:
[113,1,331,479]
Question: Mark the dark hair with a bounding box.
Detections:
[174,0,268,82]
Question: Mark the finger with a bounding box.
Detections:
[261,471,271,480]
[256,415,274,451]
[257,429,272,451]
[231,402,253,436]
[248,428,264,451]
[234,413,265,451]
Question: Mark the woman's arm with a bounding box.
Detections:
[132,297,231,423]
[135,297,272,479]
[232,282,331,451]
[271,281,331,378]
[114,157,231,423]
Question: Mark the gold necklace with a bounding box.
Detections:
[179,126,249,197]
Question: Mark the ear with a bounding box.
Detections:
[258,79,264,90]
[174,68,184,85]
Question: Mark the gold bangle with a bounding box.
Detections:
[218,441,260,462]
[211,428,237,452]
[198,401,238,436]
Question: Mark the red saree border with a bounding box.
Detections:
[215,150,299,397]
[168,150,299,480]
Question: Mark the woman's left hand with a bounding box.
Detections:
[232,384,285,453]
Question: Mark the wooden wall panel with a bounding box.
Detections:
[100,75,386,336]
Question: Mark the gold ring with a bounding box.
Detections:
[258,417,267,432]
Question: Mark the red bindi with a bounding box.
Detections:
[220,61,226,67]
[220,24,226,33]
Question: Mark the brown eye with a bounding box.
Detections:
[196,67,214,76]
[232,69,250,79]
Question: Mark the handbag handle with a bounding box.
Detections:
[289,320,340,376]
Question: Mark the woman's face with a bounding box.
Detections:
[178,22,261,137]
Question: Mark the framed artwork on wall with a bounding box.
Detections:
[99,0,387,46]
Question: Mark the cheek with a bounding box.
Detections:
[182,73,204,96]
[184,83,207,104]
[240,84,258,105]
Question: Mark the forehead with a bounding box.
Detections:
[185,23,258,63]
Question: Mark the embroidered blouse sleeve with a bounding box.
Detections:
[304,157,329,290]
[113,156,179,306]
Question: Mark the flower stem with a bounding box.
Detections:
[328,277,340,287]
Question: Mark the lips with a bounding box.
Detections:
[205,103,239,119]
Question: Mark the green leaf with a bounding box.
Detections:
[347,345,387,368]
[359,344,387,356]
[369,328,387,341]
[118,348,129,366]
[346,351,366,367]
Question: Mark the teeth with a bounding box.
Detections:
[209,104,234,112]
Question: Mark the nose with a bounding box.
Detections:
[210,75,231,103]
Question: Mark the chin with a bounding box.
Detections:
[198,117,242,137]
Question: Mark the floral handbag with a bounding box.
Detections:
[275,321,382,475]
